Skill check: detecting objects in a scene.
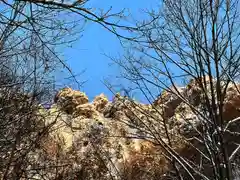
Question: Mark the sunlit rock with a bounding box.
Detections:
[23,81,240,179]
[54,87,88,114]
[93,93,109,112]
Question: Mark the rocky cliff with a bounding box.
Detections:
[20,77,240,179]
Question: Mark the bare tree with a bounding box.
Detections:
[0,0,135,179]
[109,0,240,179]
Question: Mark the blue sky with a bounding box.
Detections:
[60,0,158,101]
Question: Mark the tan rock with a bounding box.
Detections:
[54,87,88,114]
[26,79,240,179]
[153,87,184,118]
[223,84,240,121]
[93,93,109,112]
[187,75,212,89]
[74,103,98,118]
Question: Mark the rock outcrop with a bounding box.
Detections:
[54,87,89,114]
[10,77,240,179]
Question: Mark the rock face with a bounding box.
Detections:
[153,87,185,118]
[54,87,89,114]
[223,84,240,121]
[16,77,240,179]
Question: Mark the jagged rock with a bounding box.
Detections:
[187,76,212,89]
[54,87,88,114]
[93,93,109,112]
[185,76,214,106]
[170,102,201,137]
[35,89,184,179]
[74,103,98,118]
[102,94,131,118]
[186,85,202,106]
[185,77,240,122]
[153,87,185,118]
[20,81,240,179]
[223,84,240,121]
